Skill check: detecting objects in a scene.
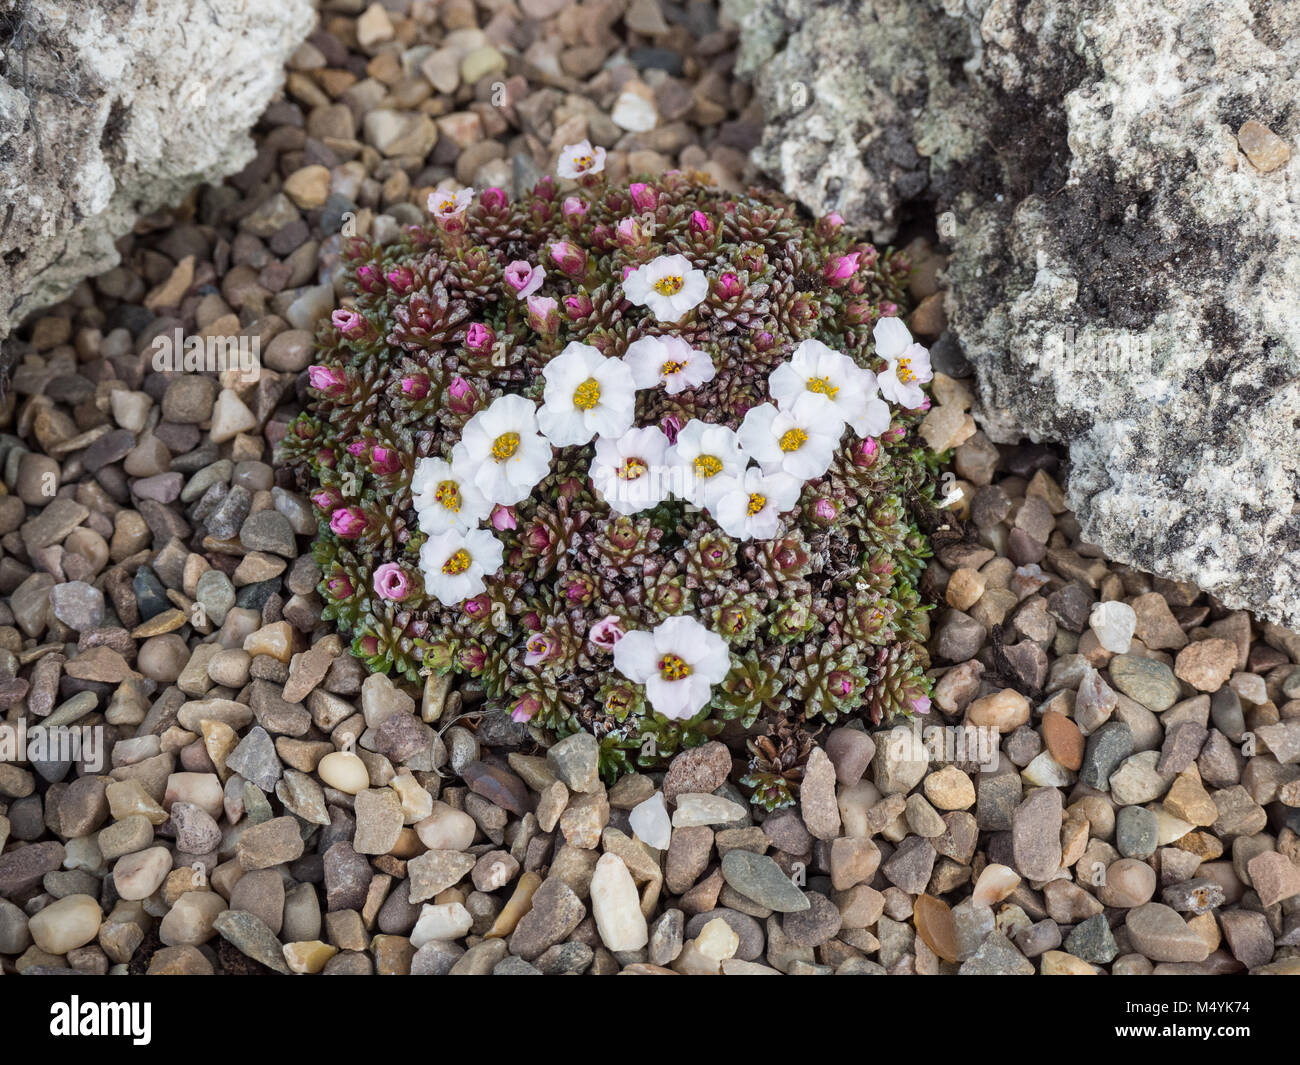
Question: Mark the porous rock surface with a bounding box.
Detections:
[0,0,315,345]
[725,0,1300,627]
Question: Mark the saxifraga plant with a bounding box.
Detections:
[280,143,942,808]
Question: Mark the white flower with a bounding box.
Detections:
[613,616,731,721]
[451,394,552,506]
[737,395,840,480]
[623,335,715,395]
[622,254,709,323]
[419,528,504,605]
[873,316,933,408]
[556,139,607,179]
[768,338,880,433]
[850,391,893,439]
[427,187,472,220]
[667,419,747,510]
[536,341,636,446]
[711,467,802,541]
[591,426,672,515]
[411,456,492,534]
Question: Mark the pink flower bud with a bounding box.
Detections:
[660,414,683,444]
[844,300,872,325]
[754,331,776,353]
[447,376,481,415]
[465,323,495,351]
[325,574,354,599]
[504,260,545,298]
[524,523,552,553]
[511,695,540,724]
[911,695,932,716]
[316,447,337,468]
[331,309,365,336]
[824,250,862,283]
[373,562,410,601]
[615,217,648,249]
[829,670,855,697]
[312,488,342,512]
[715,273,741,300]
[629,182,657,212]
[588,615,625,650]
[356,264,384,294]
[480,186,508,210]
[548,241,587,277]
[490,504,517,532]
[385,266,414,293]
[462,594,489,618]
[371,446,401,475]
[347,440,368,459]
[400,374,430,400]
[814,498,838,523]
[562,196,588,219]
[330,507,366,538]
[527,294,559,335]
[816,212,845,239]
[589,224,614,251]
[308,365,347,393]
[853,437,880,468]
[563,294,593,320]
[690,210,712,235]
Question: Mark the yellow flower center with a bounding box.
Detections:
[747,493,767,516]
[491,432,520,461]
[572,377,601,411]
[653,275,683,296]
[779,428,808,452]
[442,549,471,575]
[693,454,723,479]
[573,153,593,171]
[618,458,647,481]
[661,359,685,376]
[896,358,916,384]
[435,480,462,512]
[658,653,692,681]
[439,199,457,213]
[807,375,839,398]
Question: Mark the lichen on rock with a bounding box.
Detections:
[726,0,1300,627]
[0,0,315,346]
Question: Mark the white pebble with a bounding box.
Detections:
[410,902,473,948]
[29,894,103,954]
[317,751,369,794]
[1089,600,1136,654]
[628,792,671,850]
[971,863,1020,908]
[590,853,648,951]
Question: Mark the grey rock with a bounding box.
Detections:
[0,0,313,349]
[958,931,1034,975]
[1115,805,1158,860]
[224,725,282,792]
[727,0,1300,626]
[212,909,291,974]
[1080,721,1134,791]
[1065,913,1117,965]
[720,850,811,913]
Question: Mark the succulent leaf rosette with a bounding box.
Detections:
[280,143,942,804]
